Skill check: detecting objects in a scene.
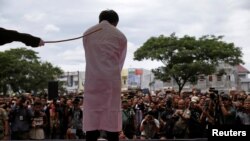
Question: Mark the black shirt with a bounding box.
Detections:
[0,27,41,47]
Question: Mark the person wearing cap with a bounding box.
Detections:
[219,94,236,124]
[191,96,199,103]
[0,27,44,47]
[188,96,204,138]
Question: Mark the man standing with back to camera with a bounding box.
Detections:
[82,9,127,141]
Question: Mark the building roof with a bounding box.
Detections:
[237,65,250,73]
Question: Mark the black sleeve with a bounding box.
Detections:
[0,27,41,47]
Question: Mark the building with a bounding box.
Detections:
[58,71,85,93]
[164,64,250,93]
[237,65,250,92]
[121,68,164,91]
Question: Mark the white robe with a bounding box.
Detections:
[82,20,127,132]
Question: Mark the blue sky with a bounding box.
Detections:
[1,0,249,72]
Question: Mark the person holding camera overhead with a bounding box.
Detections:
[219,94,236,125]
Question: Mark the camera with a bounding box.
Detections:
[204,99,210,110]
[209,88,218,101]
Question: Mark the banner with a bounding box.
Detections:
[128,68,140,89]
[135,69,143,75]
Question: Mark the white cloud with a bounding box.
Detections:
[223,9,250,37]
[23,13,46,22]
[59,63,85,72]
[58,46,85,62]
[44,24,60,32]
[123,42,163,70]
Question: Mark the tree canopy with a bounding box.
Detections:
[134,34,243,93]
[0,48,63,95]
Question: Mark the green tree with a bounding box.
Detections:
[134,34,243,93]
[0,48,63,95]
[0,52,16,94]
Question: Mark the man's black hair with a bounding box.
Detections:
[73,98,80,104]
[19,95,26,104]
[99,9,119,25]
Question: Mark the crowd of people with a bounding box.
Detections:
[120,88,250,140]
[0,93,84,140]
[0,88,249,140]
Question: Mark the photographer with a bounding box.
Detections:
[236,98,250,125]
[122,99,136,139]
[159,95,175,139]
[200,97,215,137]
[201,93,216,122]
[67,98,84,139]
[29,101,46,140]
[140,114,160,139]
[172,99,190,139]
[188,96,204,138]
[9,95,33,140]
[219,94,236,125]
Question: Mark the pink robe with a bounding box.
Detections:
[82,20,127,132]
